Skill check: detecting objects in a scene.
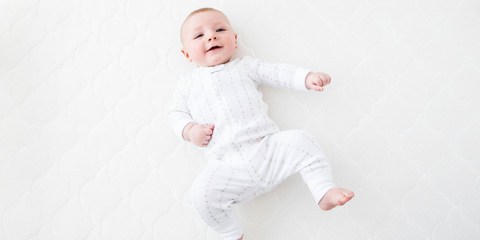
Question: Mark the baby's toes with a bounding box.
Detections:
[343,190,355,198]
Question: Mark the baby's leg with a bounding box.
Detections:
[259,130,354,209]
[189,163,259,240]
[291,131,354,210]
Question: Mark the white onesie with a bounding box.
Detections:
[168,56,334,240]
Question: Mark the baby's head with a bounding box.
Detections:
[180,8,237,67]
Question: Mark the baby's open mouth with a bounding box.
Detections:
[207,46,222,52]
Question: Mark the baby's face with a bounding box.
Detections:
[181,10,237,67]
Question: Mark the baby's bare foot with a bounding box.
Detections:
[318,188,355,211]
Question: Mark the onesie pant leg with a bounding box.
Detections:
[189,162,266,240]
[189,130,335,239]
[255,130,335,204]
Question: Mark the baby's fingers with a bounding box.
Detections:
[204,128,213,135]
[202,137,212,147]
[203,124,215,135]
[311,84,324,91]
[322,74,331,85]
[319,75,330,86]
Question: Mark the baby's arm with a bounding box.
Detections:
[247,57,329,91]
[182,123,215,147]
[169,79,215,147]
[305,72,331,91]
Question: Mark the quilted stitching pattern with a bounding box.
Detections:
[1,0,479,239]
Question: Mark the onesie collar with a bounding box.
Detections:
[194,64,225,74]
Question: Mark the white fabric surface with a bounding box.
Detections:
[1,0,479,239]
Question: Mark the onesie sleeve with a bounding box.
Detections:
[245,56,311,91]
[168,79,194,141]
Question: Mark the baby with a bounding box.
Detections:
[169,7,354,240]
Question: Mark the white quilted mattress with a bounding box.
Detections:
[1,0,479,239]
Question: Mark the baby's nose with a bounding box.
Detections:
[208,35,218,41]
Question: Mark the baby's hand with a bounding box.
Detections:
[184,123,215,147]
[305,72,331,91]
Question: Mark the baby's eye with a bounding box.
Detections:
[216,28,226,32]
[194,33,204,39]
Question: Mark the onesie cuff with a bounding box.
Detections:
[173,119,194,141]
[293,68,311,91]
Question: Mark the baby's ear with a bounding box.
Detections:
[181,49,192,62]
[234,34,238,49]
